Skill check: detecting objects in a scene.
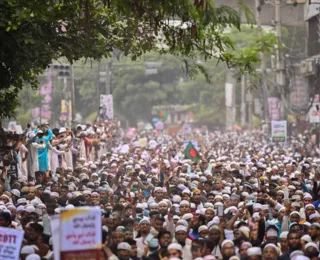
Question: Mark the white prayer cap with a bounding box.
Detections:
[26,254,41,260]
[25,205,36,213]
[117,242,131,251]
[11,189,20,197]
[290,211,300,217]
[247,247,262,256]
[199,225,208,233]
[301,235,312,243]
[263,243,279,254]
[305,204,315,209]
[266,229,277,238]
[168,243,183,252]
[65,204,75,210]
[21,245,35,255]
[280,231,289,239]
[177,219,188,227]
[180,200,190,206]
[175,225,187,233]
[182,213,193,220]
[221,240,234,248]
[305,242,319,251]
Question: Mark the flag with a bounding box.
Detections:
[184,141,201,163]
[158,111,168,122]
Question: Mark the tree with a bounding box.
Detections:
[1,0,266,119]
[112,54,184,125]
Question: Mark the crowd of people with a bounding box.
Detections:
[0,121,320,260]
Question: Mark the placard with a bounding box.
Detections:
[60,207,102,260]
[100,95,114,120]
[50,215,61,260]
[138,138,148,148]
[0,227,24,260]
[271,120,287,143]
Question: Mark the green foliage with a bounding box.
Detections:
[1,0,268,119]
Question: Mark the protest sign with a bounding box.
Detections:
[60,207,102,260]
[0,227,24,260]
[138,137,148,148]
[100,95,114,120]
[50,215,61,260]
[271,120,287,143]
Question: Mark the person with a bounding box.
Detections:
[262,244,279,260]
[279,231,301,260]
[1,120,320,260]
[167,243,183,259]
[221,240,236,260]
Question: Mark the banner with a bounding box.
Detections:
[61,99,72,122]
[308,96,320,123]
[182,123,192,135]
[268,97,281,121]
[100,95,114,120]
[51,215,61,260]
[0,227,24,260]
[271,120,287,143]
[60,207,102,260]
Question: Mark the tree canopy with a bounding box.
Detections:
[0,0,270,119]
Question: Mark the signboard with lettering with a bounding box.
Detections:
[60,207,102,260]
[0,227,24,260]
[271,120,287,143]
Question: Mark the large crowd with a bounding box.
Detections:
[0,121,320,260]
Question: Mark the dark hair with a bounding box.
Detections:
[204,181,213,186]
[155,215,165,223]
[0,212,11,224]
[122,218,134,227]
[157,230,171,239]
[192,239,206,247]
[150,211,160,218]
[125,238,137,246]
[288,230,301,239]
[29,223,44,234]
[113,204,125,212]
[61,185,69,190]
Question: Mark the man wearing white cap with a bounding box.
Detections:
[262,244,279,260]
[246,247,262,260]
[174,225,192,260]
[221,240,235,260]
[168,243,183,259]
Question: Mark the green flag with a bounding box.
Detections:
[184,141,201,163]
[158,111,168,122]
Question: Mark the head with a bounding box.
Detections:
[205,208,215,221]
[158,230,172,248]
[262,244,278,260]
[0,212,11,227]
[287,231,301,251]
[221,240,235,259]
[25,223,43,242]
[192,239,207,259]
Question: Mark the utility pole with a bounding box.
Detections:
[105,60,112,95]
[71,65,75,127]
[255,0,269,129]
[275,0,286,120]
[241,75,246,126]
[246,74,253,130]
